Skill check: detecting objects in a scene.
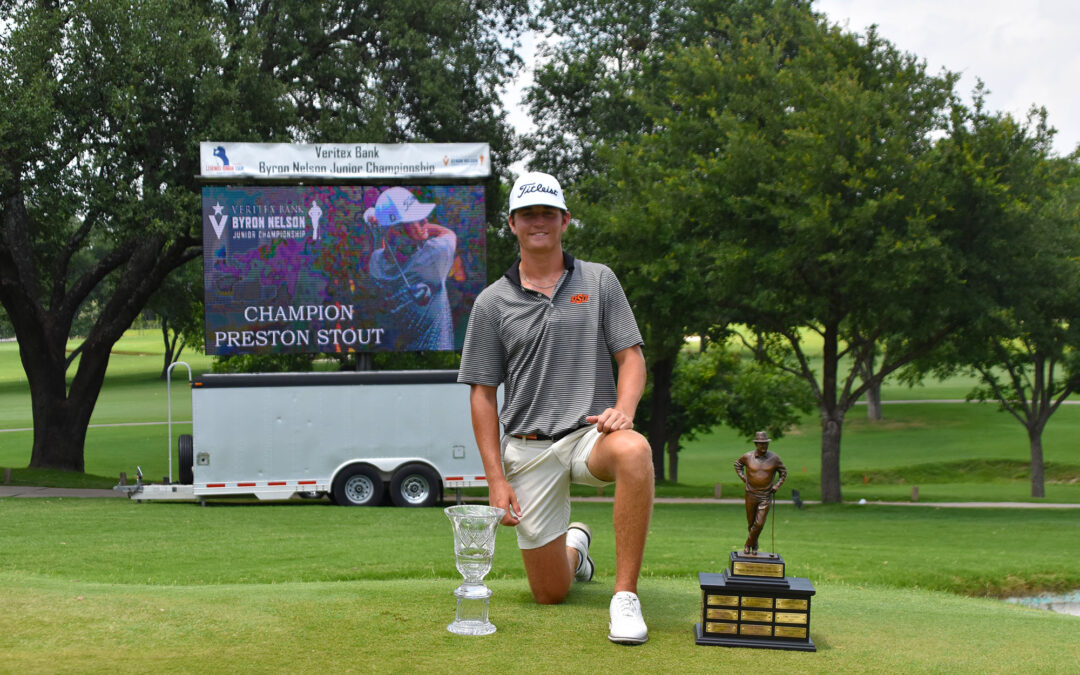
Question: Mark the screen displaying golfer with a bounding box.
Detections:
[366,187,456,350]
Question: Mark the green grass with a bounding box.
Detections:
[0,500,1077,672]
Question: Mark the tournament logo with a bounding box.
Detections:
[208,202,229,239]
[204,145,245,174]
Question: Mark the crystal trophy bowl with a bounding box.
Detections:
[445,504,505,636]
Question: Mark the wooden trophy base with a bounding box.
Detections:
[694,553,816,652]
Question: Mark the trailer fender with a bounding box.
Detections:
[346,457,437,479]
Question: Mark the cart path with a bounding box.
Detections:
[2,485,1078,508]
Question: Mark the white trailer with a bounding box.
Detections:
[118,368,488,507]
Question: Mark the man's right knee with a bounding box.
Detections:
[531,585,570,605]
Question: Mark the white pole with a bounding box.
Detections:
[166,361,192,483]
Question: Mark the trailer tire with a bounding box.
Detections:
[389,464,441,507]
[332,465,384,506]
[178,435,194,485]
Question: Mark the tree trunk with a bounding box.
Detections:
[859,349,882,421]
[1028,426,1045,499]
[865,381,883,421]
[646,355,676,482]
[25,339,110,473]
[820,411,844,503]
[667,429,682,484]
[159,317,185,379]
[819,323,845,503]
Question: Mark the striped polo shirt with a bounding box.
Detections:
[458,252,644,438]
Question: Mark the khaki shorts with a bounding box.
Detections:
[501,425,613,550]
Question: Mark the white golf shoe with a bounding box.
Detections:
[608,591,648,644]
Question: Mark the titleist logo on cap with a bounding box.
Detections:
[515,182,560,199]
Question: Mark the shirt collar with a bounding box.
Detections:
[505,251,576,286]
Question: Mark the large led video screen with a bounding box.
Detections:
[202,185,486,355]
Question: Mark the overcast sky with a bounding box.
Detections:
[509,1,1078,158]
[815,0,1078,156]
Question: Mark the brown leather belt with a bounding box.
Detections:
[509,425,587,442]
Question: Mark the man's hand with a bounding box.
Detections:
[488,477,522,526]
[586,407,634,433]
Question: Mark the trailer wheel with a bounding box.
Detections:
[332,465,384,506]
[178,435,194,485]
[389,464,441,508]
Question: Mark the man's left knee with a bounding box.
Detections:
[610,431,653,474]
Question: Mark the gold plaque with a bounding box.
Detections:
[706,609,739,621]
[774,625,807,639]
[741,596,773,608]
[775,612,807,625]
[732,562,785,578]
[706,594,739,607]
[740,610,773,623]
[705,621,737,635]
[740,624,772,636]
[775,598,808,610]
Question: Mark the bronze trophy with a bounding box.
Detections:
[695,431,816,651]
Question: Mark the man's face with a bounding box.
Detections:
[508,205,569,253]
[399,219,429,241]
[754,442,769,455]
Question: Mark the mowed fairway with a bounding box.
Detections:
[0,499,1078,672]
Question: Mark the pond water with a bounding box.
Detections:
[1005,591,1080,617]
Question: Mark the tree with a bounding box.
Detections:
[1,1,219,472]
[0,0,527,472]
[584,8,1007,502]
[909,108,1080,498]
[699,21,977,504]
[530,0,817,479]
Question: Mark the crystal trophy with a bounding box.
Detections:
[445,504,505,636]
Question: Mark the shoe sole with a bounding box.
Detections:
[608,633,648,645]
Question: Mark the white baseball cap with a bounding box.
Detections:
[509,171,567,212]
[364,187,436,228]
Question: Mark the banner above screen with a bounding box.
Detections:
[200,142,491,180]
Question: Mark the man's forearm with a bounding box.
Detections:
[613,345,646,419]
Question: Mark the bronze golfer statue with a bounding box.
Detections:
[734,431,787,554]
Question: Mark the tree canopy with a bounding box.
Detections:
[529,2,1063,501]
[905,104,1080,497]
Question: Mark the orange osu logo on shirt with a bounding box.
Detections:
[570,294,589,304]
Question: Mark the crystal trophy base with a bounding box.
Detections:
[448,582,496,636]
